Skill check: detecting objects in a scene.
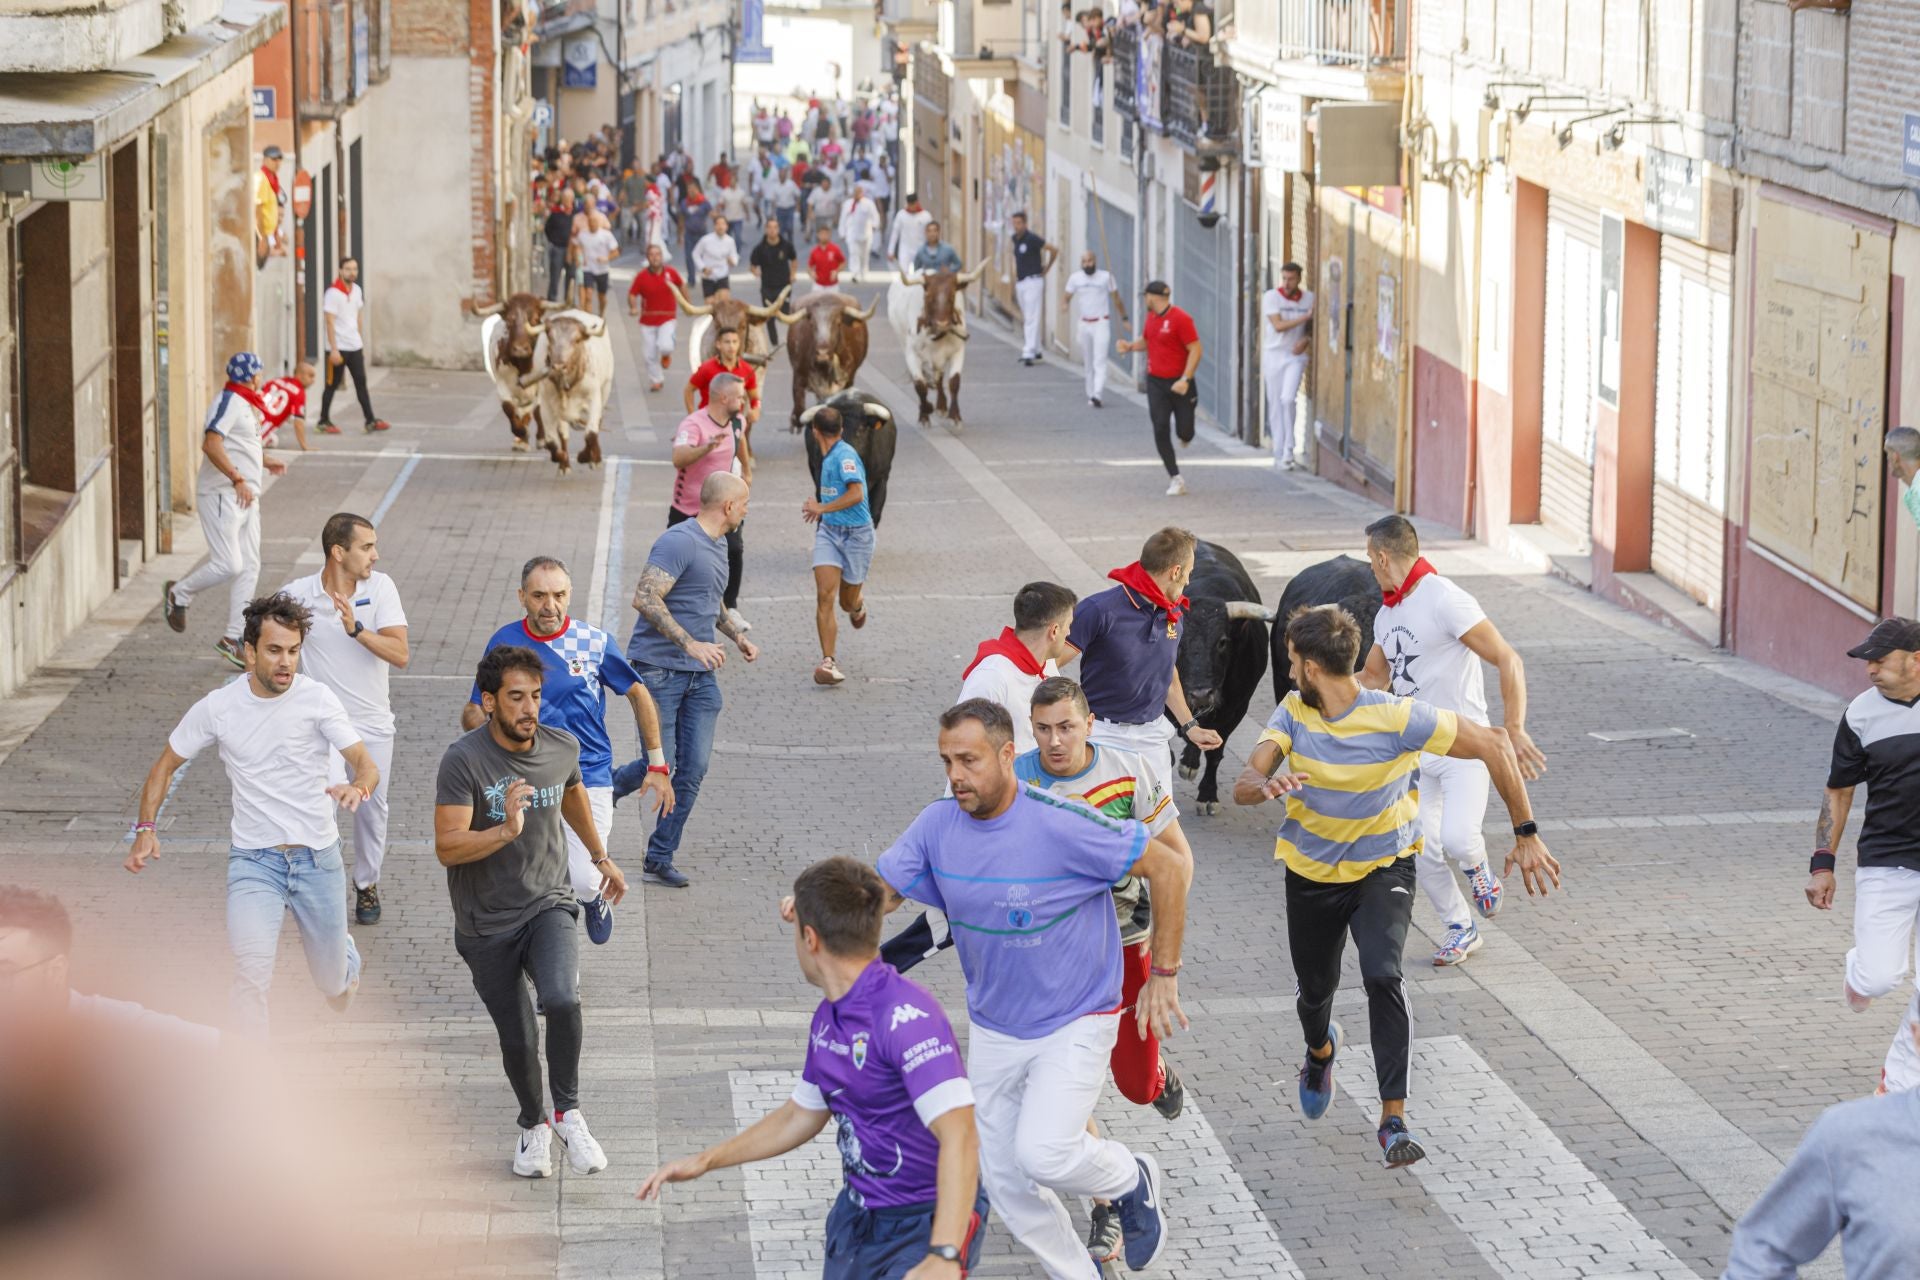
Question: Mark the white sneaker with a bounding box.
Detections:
[555,1108,609,1173]
[514,1123,555,1178]
[726,606,753,633]
[1165,475,1187,497]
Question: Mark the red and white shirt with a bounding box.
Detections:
[258,376,307,438]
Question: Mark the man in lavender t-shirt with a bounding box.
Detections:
[640,857,986,1279]
[875,699,1194,1279]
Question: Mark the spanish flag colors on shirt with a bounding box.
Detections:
[1257,689,1459,884]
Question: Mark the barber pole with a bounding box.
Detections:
[1196,167,1221,228]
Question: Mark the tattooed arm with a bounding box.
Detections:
[1805,786,1855,910]
[633,562,728,671]
[716,611,760,662]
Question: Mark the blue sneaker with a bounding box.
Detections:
[1431,923,1481,967]
[1297,1020,1341,1120]
[583,895,614,944]
[1112,1153,1168,1271]
[1378,1116,1427,1167]
[1465,862,1503,919]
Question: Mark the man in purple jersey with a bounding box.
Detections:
[639,857,986,1279]
[877,699,1192,1278]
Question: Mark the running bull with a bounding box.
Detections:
[517,310,613,475]
[476,292,548,451]
[669,282,789,368]
[1168,541,1272,814]
[774,290,877,430]
[800,389,897,528]
[1269,555,1381,700]
[889,261,986,428]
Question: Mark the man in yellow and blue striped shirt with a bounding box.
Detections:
[1234,604,1560,1169]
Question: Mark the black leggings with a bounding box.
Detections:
[1285,856,1415,1102]
[667,507,745,610]
[320,349,377,427]
[1145,375,1196,476]
[454,904,582,1129]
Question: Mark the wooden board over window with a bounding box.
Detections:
[1746,195,1890,609]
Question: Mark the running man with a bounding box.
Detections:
[279,512,410,926]
[1358,515,1547,965]
[887,192,932,269]
[804,406,875,687]
[910,221,962,275]
[877,699,1189,1277]
[127,593,377,1035]
[671,369,753,634]
[626,242,686,393]
[1066,527,1223,805]
[259,361,318,450]
[436,645,618,1178]
[839,183,881,282]
[162,352,287,668]
[318,258,389,433]
[1018,676,1190,1265]
[958,581,1079,756]
[1062,252,1126,408]
[1233,604,1560,1166]
[463,557,672,942]
[809,223,846,289]
[639,858,988,1278]
[1806,617,1920,1094]
[1115,282,1201,496]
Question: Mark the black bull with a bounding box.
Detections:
[801,389,898,528]
[1169,542,1272,814]
[1269,555,1381,701]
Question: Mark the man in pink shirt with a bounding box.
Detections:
[669,373,754,633]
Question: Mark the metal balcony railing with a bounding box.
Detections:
[1164,40,1236,148]
[1111,24,1138,117]
[1253,0,1405,67]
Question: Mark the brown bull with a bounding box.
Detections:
[473,292,548,450]
[668,282,789,368]
[775,290,878,431]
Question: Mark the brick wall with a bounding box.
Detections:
[391,0,467,57]
[466,0,495,298]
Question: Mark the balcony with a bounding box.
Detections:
[295,0,384,115]
[1111,24,1138,118]
[1236,0,1406,68]
[1111,24,1236,154]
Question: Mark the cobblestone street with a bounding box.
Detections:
[0,255,1878,1279]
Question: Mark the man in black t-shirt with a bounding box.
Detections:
[1009,211,1055,365]
[543,193,577,303]
[748,220,798,344]
[1806,617,1920,1093]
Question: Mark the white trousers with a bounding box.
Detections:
[1264,355,1307,465]
[1016,276,1046,358]
[970,1014,1140,1279]
[327,728,394,889]
[1077,319,1111,400]
[639,321,677,382]
[562,785,615,901]
[848,233,874,281]
[1090,717,1175,810]
[171,490,262,641]
[1415,752,1491,932]
[1847,864,1920,1091]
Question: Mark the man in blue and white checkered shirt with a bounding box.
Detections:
[463,556,674,944]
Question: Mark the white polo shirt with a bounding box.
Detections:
[279,570,407,736]
[1065,269,1116,324]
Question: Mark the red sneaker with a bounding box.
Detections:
[364,419,392,433]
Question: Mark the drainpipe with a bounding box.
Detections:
[1463,157,1485,536]
[1393,51,1415,512]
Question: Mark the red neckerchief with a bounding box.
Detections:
[963,627,1045,679]
[223,380,267,414]
[261,166,283,199]
[1279,286,1301,302]
[1382,557,1436,608]
[1108,562,1189,625]
[329,278,353,296]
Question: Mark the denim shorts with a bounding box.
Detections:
[813,521,875,585]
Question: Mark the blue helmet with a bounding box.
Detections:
[226,351,264,383]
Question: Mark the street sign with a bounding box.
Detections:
[0,155,104,200]
[533,100,553,129]
[292,169,313,219]
[562,36,597,89]
[1245,91,1306,172]
[1641,147,1703,240]
[251,87,276,119]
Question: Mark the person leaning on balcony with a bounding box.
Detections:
[1165,0,1211,45]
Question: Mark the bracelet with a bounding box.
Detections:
[647,748,668,769]
[592,855,610,867]
[1149,964,1181,978]
[647,765,670,775]
[1811,848,1836,875]
[131,821,156,833]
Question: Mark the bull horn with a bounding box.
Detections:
[472,301,505,318]
[1224,601,1275,623]
[798,404,822,426]
[864,402,892,422]
[957,258,991,286]
[897,271,924,288]
[845,296,880,321]
[743,283,793,320]
[774,310,807,325]
[671,283,714,317]
[743,353,770,367]
[519,368,552,389]
[525,321,545,336]
[581,315,606,337]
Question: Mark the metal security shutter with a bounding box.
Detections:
[1540,194,1600,548]
[1651,237,1732,611]
[1290,174,1315,397]
[1173,209,1235,425]
[1087,192,1135,368]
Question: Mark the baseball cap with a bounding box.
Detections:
[263,145,283,160]
[1143,280,1170,297]
[1846,618,1920,660]
[226,352,263,383]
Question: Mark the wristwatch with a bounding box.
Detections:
[925,1245,962,1264]
[1178,717,1198,738]
[1512,820,1539,838]
[351,620,365,638]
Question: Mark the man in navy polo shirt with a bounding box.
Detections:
[464,555,674,940]
[1067,526,1223,807]
[639,857,987,1280]
[1009,211,1055,365]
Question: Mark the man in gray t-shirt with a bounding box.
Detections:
[433,644,623,1180]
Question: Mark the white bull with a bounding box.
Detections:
[892,261,986,428]
[518,309,612,474]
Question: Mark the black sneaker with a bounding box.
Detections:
[161,580,187,632]
[1297,1020,1342,1120]
[1085,1200,1122,1263]
[643,863,690,888]
[1150,1061,1185,1121]
[1378,1116,1427,1168]
[355,884,382,925]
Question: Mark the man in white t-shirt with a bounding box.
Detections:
[838,184,881,283]
[1062,251,1128,408]
[127,593,380,1036]
[691,215,740,299]
[574,214,621,317]
[957,581,1080,756]
[1261,262,1314,469]
[886,193,932,268]
[318,257,389,434]
[280,513,410,926]
[1358,515,1549,966]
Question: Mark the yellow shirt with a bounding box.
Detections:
[254,169,280,239]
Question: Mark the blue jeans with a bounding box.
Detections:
[776,206,796,242]
[615,665,722,870]
[226,841,361,1037]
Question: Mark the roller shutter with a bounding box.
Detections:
[1540,193,1600,548]
[1651,237,1732,612]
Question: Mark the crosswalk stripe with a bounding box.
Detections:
[728,1069,1305,1279]
[1342,1037,1697,1280]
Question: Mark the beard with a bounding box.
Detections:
[1297,676,1323,712]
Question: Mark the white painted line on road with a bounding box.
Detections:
[306,448,671,465]
[370,453,422,524]
[586,457,619,627]
[1342,1037,1695,1280]
[728,1068,1305,1280]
